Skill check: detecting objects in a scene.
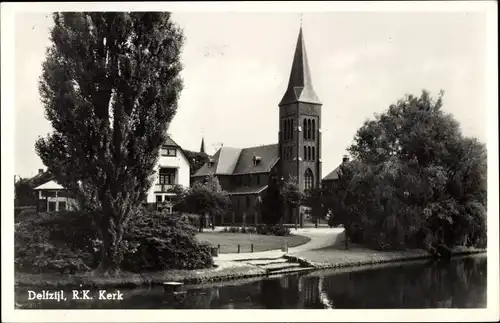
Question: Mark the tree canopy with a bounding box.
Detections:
[259,174,284,225]
[35,12,185,274]
[183,175,231,231]
[329,90,487,251]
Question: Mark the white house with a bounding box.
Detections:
[146,136,191,212]
[33,136,191,214]
[33,180,79,212]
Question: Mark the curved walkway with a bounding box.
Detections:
[216,227,345,261]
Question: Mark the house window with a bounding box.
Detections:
[59,201,67,211]
[160,146,177,157]
[304,168,314,191]
[159,168,176,185]
[156,195,163,203]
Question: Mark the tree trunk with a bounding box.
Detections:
[95,212,124,276]
[199,214,204,232]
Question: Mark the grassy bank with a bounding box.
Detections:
[16,246,486,289]
[287,245,487,270]
[197,232,311,254]
[16,260,266,288]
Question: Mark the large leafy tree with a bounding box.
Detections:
[35,12,184,274]
[183,175,231,232]
[335,90,487,251]
[260,174,284,225]
[303,187,326,228]
[281,176,303,226]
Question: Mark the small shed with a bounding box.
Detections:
[33,180,77,212]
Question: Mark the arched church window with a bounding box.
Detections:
[307,119,312,140]
[291,119,294,140]
[303,146,306,160]
[281,120,287,140]
[304,168,314,191]
[303,119,307,140]
[312,147,315,160]
[307,146,311,161]
[312,120,316,140]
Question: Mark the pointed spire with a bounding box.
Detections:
[279,24,321,106]
[200,137,206,154]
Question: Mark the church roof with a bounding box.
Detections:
[322,165,342,181]
[227,185,269,196]
[192,144,279,177]
[279,26,321,106]
[322,160,354,181]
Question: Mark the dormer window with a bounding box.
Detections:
[160,146,177,157]
[208,158,215,167]
[252,155,262,166]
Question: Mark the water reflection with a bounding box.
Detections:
[15,255,486,309]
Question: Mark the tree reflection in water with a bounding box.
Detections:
[15,256,486,309]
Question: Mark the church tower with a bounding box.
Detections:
[278,26,322,193]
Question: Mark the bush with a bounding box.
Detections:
[15,207,38,222]
[14,206,37,218]
[256,224,291,236]
[121,211,213,272]
[245,226,257,234]
[219,226,258,234]
[15,209,214,274]
[15,211,97,273]
[179,213,200,226]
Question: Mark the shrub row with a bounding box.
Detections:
[256,224,291,236]
[219,224,291,236]
[14,209,213,274]
[220,226,257,234]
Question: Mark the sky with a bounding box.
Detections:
[14,10,489,179]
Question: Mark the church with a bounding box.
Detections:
[192,26,334,225]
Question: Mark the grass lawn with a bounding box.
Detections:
[196,232,311,254]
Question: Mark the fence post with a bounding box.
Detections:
[238,244,240,253]
[251,244,254,253]
[218,244,220,252]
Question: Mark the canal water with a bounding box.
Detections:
[16,255,487,309]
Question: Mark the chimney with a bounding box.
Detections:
[342,155,349,163]
[38,169,44,175]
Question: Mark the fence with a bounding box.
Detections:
[212,241,289,255]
